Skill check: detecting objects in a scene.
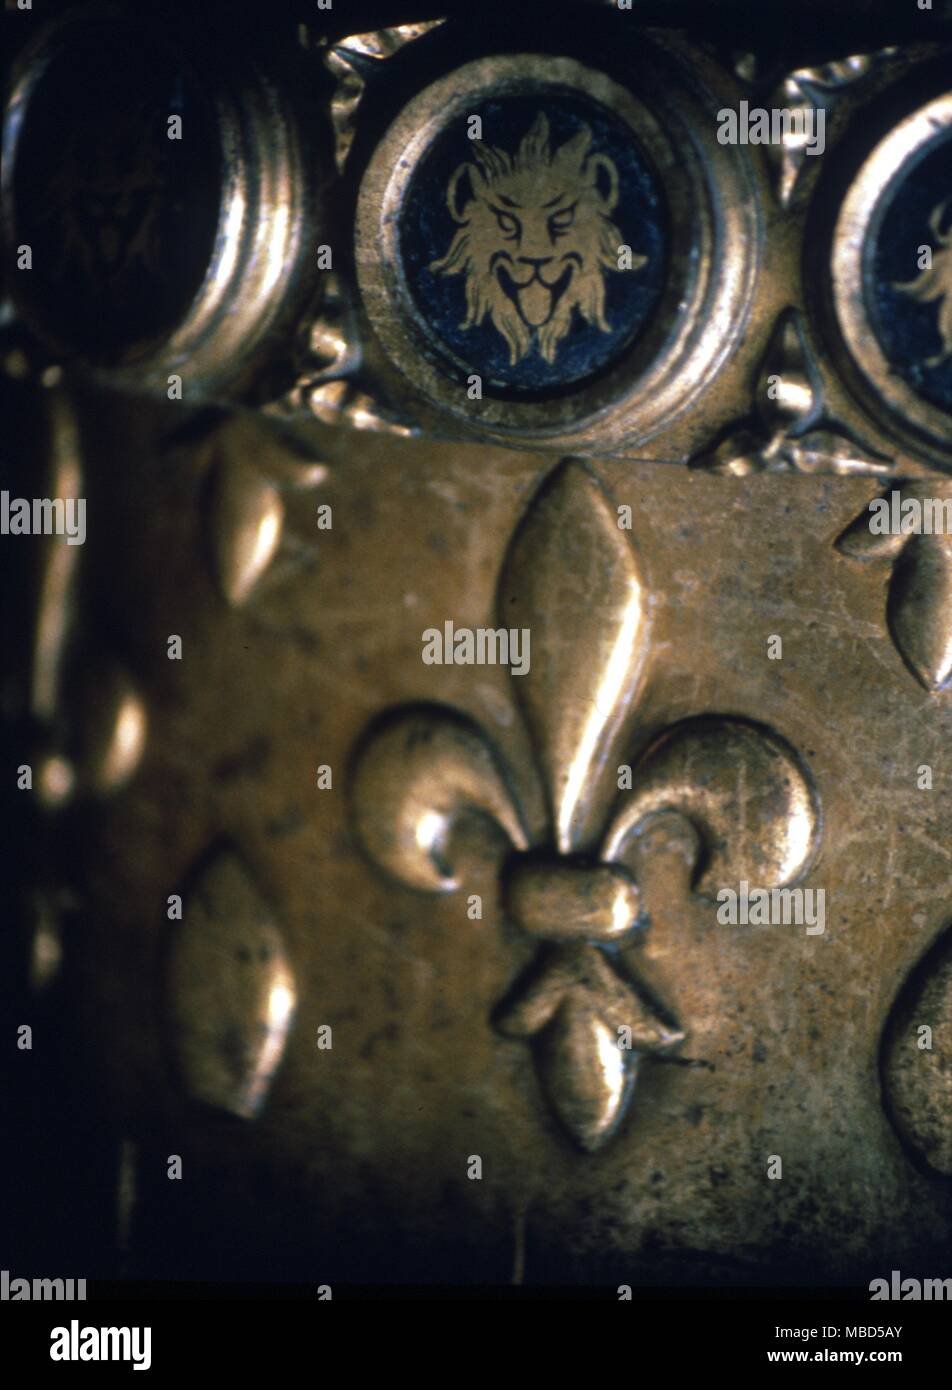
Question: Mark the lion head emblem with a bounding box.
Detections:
[45,104,170,286]
[429,112,646,366]
[895,198,952,367]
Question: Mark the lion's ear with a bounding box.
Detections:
[588,153,620,213]
[929,197,952,244]
[445,162,482,223]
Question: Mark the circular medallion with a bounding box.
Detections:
[833,94,952,448]
[356,52,760,448]
[397,94,668,396]
[6,24,221,365]
[2,9,318,395]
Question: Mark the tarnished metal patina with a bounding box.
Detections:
[4,0,952,1299]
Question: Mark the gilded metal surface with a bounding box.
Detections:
[165,846,297,1120]
[837,480,952,692]
[883,927,952,1177]
[351,462,820,1151]
[5,0,952,1298]
[2,387,941,1285]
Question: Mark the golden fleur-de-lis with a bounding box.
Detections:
[351,460,820,1150]
[837,481,952,693]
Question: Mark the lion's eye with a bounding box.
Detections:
[549,204,576,238]
[492,208,520,239]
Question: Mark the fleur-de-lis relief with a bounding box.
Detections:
[836,481,952,693]
[882,922,952,1177]
[195,414,330,607]
[165,845,297,1120]
[352,460,821,1151]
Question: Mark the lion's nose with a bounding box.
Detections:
[518,255,554,269]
